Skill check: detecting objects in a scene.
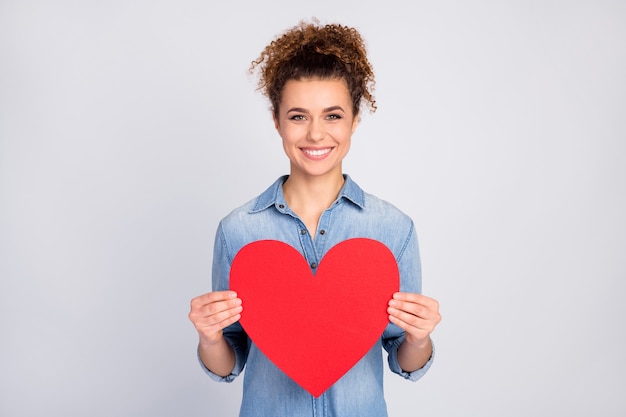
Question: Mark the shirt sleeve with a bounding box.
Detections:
[198,221,250,382]
[383,331,435,381]
[382,220,435,381]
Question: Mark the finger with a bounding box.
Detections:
[391,294,440,319]
[392,292,439,308]
[388,299,432,319]
[190,291,238,309]
[190,292,240,316]
[387,303,441,339]
[194,304,243,334]
[190,298,242,325]
[197,307,243,345]
[204,296,242,316]
[387,305,431,329]
[189,294,242,328]
[387,311,432,340]
[203,304,243,329]
[388,310,439,344]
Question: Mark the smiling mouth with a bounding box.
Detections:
[302,148,332,157]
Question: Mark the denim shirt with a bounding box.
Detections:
[201,175,434,417]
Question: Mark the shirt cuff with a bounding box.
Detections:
[196,343,246,383]
[387,336,435,382]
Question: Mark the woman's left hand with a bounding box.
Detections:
[387,292,441,347]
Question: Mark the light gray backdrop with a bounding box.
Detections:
[1,1,624,416]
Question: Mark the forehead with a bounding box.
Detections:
[280,78,352,107]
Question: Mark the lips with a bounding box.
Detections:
[302,148,332,158]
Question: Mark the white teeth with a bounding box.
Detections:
[304,148,331,156]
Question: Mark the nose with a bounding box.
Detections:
[307,119,325,142]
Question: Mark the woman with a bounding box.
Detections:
[189,20,441,416]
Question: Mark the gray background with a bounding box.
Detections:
[1,1,625,416]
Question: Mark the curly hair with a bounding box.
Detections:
[250,20,376,117]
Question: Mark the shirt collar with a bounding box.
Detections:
[250,174,365,214]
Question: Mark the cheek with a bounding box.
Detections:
[336,124,355,142]
[279,126,299,143]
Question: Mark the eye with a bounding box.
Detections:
[326,113,343,120]
[289,114,307,121]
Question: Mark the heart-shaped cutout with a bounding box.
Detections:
[230,238,399,397]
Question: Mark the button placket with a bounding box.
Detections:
[314,209,331,256]
[295,219,318,272]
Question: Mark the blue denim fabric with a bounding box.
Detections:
[201,175,434,417]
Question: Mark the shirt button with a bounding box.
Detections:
[300,229,307,235]
[278,204,284,209]
[319,230,326,235]
[310,262,317,269]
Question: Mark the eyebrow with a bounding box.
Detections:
[286,105,346,114]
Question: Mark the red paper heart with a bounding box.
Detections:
[230,238,399,397]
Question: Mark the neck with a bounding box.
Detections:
[282,171,345,216]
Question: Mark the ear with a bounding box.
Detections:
[351,113,360,134]
[272,112,280,131]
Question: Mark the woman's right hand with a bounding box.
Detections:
[188,291,243,345]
